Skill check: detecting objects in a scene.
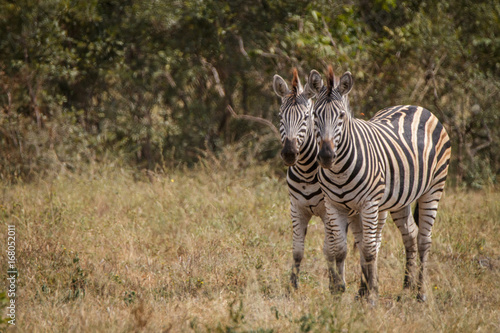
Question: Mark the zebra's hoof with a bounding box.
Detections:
[290,273,298,290]
[417,293,427,302]
[396,287,414,302]
[367,297,377,307]
[358,285,368,297]
[329,283,346,294]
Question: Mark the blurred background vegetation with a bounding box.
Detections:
[0,0,498,187]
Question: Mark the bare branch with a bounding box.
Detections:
[237,35,249,59]
[409,76,425,102]
[165,70,176,88]
[322,17,337,49]
[227,105,280,140]
[470,121,493,157]
[416,53,447,104]
[201,58,225,97]
[259,52,280,59]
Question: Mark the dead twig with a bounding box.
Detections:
[322,17,337,49]
[200,58,225,98]
[227,105,280,140]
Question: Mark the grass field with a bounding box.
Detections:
[1,156,499,332]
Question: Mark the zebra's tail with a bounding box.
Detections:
[413,202,419,227]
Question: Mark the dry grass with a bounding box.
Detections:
[1,157,499,332]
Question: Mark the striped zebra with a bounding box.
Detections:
[307,66,451,302]
[272,69,329,289]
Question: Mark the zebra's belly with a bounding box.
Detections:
[322,182,426,215]
[377,163,435,212]
[319,165,430,214]
[378,185,426,212]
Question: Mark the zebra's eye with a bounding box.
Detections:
[339,111,345,118]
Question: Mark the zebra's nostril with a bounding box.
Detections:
[281,152,298,166]
[319,141,334,159]
[318,140,336,168]
[282,138,299,155]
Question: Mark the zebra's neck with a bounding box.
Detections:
[329,114,357,175]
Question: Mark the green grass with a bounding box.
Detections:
[1,158,499,332]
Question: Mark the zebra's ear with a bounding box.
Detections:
[303,83,316,100]
[338,71,353,96]
[273,74,290,98]
[308,70,323,95]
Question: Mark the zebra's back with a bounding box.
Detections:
[367,105,451,212]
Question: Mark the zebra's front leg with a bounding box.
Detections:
[359,202,382,304]
[323,202,349,294]
[290,208,312,289]
[349,214,368,297]
[352,211,386,299]
[390,205,418,290]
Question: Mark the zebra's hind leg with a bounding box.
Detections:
[415,188,444,302]
[290,208,312,289]
[390,205,418,290]
[375,211,388,258]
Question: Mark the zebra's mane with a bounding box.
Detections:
[288,68,309,108]
[291,68,300,96]
[289,68,315,135]
[326,66,337,92]
[326,65,352,116]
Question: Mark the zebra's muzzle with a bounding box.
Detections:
[318,140,336,169]
[281,137,299,166]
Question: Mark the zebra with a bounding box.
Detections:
[274,69,385,294]
[307,66,451,302]
[272,68,330,289]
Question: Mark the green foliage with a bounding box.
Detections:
[123,291,136,305]
[0,0,498,186]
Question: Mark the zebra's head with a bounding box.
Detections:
[308,66,353,169]
[273,68,314,166]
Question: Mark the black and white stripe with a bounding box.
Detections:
[308,67,451,302]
